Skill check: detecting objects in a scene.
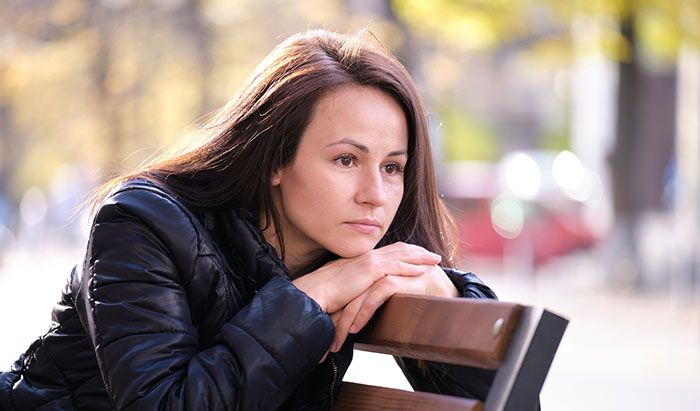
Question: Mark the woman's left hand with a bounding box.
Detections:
[326,265,459,354]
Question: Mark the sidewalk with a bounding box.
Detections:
[517,256,697,410]
[0,246,82,367]
[512,264,700,410]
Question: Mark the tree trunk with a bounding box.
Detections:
[609,15,676,288]
[178,0,214,116]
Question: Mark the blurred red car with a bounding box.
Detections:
[440,152,601,266]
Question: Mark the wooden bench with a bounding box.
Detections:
[335,295,568,411]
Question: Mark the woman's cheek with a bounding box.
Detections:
[387,182,404,206]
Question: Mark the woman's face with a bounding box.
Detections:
[271,85,408,264]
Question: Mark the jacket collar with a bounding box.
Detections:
[214,207,293,293]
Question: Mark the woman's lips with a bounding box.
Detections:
[345,221,381,234]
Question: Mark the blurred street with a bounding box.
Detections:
[2,246,698,410]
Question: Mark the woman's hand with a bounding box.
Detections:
[327,264,459,354]
[292,242,442,314]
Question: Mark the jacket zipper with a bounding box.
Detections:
[329,353,338,410]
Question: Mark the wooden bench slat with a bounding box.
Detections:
[355,295,523,369]
[334,382,483,411]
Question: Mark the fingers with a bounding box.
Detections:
[330,310,343,326]
[296,242,443,315]
[332,276,423,353]
[329,294,367,352]
[321,311,344,363]
[360,243,441,282]
[382,260,431,277]
[328,310,344,350]
[374,242,442,266]
[346,278,397,335]
[326,268,434,354]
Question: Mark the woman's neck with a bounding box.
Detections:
[259,210,326,278]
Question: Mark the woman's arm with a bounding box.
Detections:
[74,188,333,410]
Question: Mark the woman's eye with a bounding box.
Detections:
[384,163,403,175]
[335,154,356,167]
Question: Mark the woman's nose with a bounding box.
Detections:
[355,168,386,207]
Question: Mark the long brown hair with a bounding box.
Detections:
[91,29,457,266]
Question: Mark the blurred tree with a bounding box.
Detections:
[391,0,574,161]
[438,102,499,162]
[0,0,92,197]
[609,7,676,288]
[0,66,20,220]
[0,0,351,206]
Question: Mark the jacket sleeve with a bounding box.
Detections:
[442,267,498,300]
[74,188,334,410]
[394,268,497,401]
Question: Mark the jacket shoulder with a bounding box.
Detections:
[92,178,211,270]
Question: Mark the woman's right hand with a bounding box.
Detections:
[292,242,441,314]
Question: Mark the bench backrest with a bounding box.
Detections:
[335,295,568,411]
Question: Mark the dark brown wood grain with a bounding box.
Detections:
[334,382,483,411]
[354,295,523,369]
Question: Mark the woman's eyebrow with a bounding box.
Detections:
[326,138,408,157]
[387,149,408,157]
[326,138,369,152]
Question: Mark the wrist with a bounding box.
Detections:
[292,277,328,312]
[444,281,460,298]
[432,278,460,298]
[440,268,461,297]
[427,266,460,298]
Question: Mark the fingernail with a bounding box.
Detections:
[349,324,358,334]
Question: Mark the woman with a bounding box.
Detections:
[0,29,496,410]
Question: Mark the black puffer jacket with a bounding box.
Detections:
[0,178,497,410]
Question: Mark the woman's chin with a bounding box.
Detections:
[329,240,378,258]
